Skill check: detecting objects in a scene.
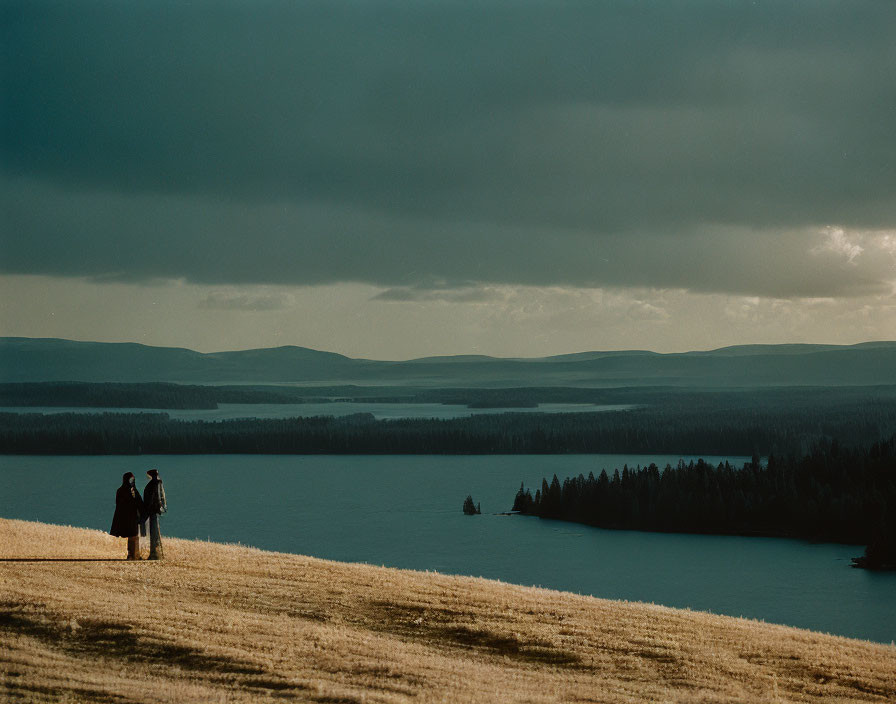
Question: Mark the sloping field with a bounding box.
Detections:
[1,518,894,703]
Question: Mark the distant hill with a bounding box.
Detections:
[693,342,896,356]
[0,338,361,384]
[1,337,895,387]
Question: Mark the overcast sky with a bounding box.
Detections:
[2,1,894,358]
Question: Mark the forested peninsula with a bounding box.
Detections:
[512,436,896,570]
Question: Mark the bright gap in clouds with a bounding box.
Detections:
[1,275,893,360]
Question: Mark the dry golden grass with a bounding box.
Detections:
[1,518,894,704]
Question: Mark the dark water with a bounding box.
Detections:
[0,402,633,421]
[2,454,894,644]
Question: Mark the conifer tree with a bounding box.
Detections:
[463,495,478,515]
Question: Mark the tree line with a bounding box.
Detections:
[512,436,896,569]
[0,382,288,409]
[5,381,896,412]
[2,398,896,456]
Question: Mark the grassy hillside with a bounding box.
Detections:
[1,519,894,703]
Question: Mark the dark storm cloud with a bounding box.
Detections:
[2,0,895,296]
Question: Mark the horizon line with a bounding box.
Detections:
[2,335,895,363]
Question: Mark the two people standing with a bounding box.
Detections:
[109,469,167,560]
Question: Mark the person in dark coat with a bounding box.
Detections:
[110,472,145,560]
[142,468,167,560]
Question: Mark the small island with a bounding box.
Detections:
[463,495,481,515]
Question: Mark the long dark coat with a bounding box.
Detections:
[140,477,167,537]
[110,484,145,538]
[143,478,167,516]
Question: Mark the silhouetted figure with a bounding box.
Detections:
[110,472,145,560]
[142,469,167,560]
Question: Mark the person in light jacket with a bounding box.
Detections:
[110,472,145,560]
[142,468,167,560]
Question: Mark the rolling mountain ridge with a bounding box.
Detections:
[1,337,894,387]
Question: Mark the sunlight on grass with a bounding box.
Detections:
[1,518,894,703]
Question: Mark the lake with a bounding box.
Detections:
[0,402,634,421]
[1,454,893,644]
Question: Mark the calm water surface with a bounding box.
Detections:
[2,454,893,644]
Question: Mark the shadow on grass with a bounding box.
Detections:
[0,558,129,562]
[0,604,311,698]
[364,600,582,668]
[0,607,263,674]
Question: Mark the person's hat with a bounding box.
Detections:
[146,469,159,477]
